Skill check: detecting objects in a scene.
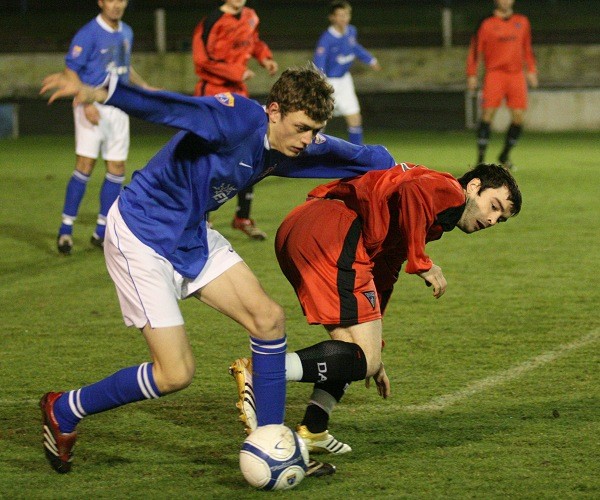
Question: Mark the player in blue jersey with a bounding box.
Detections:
[39,63,396,474]
[314,1,381,146]
[55,0,155,255]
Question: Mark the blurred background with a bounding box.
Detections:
[1,0,599,136]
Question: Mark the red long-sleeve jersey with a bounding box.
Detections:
[192,6,273,95]
[466,13,536,76]
[308,164,466,289]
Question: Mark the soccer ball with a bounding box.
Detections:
[239,424,309,490]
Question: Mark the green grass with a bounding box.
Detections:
[0,130,599,498]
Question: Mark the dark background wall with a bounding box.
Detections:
[10,90,465,135]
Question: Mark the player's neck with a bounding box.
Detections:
[494,8,513,19]
[100,13,121,30]
[221,5,243,15]
[331,24,347,35]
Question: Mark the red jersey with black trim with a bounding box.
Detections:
[466,13,536,76]
[192,6,273,91]
[308,164,466,289]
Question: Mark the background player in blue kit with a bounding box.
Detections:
[55,0,155,255]
[39,63,395,474]
[314,1,381,146]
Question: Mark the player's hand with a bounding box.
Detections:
[371,61,382,72]
[262,59,278,76]
[418,264,447,298]
[527,72,539,88]
[365,363,390,399]
[467,75,478,91]
[41,72,106,105]
[83,103,100,125]
[40,72,82,104]
[242,69,256,81]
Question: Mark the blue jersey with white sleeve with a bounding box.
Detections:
[105,80,395,278]
[66,15,133,86]
[314,25,376,78]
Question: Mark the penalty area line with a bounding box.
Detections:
[403,328,600,413]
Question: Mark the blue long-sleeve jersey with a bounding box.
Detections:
[313,25,376,78]
[66,15,133,86]
[105,81,395,278]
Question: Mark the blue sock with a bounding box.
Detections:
[53,362,161,433]
[96,173,124,239]
[59,171,90,236]
[348,126,363,145]
[251,335,287,426]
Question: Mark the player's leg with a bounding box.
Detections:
[57,105,102,254]
[338,74,363,144]
[232,186,267,240]
[42,202,195,473]
[477,109,496,164]
[292,320,383,454]
[194,261,286,426]
[273,199,382,452]
[57,155,96,254]
[344,112,363,145]
[93,107,129,246]
[498,73,528,169]
[477,71,503,164]
[41,323,192,473]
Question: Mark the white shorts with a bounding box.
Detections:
[104,202,243,329]
[327,73,361,117]
[74,102,130,161]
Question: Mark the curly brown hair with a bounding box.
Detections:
[266,62,334,123]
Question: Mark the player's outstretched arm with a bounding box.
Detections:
[40,71,107,105]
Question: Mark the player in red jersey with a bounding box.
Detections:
[466,0,538,169]
[231,162,521,457]
[192,0,278,240]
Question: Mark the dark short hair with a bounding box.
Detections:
[329,1,352,15]
[458,163,522,215]
[266,62,334,123]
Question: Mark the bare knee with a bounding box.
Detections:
[106,160,126,176]
[247,299,285,340]
[153,358,196,394]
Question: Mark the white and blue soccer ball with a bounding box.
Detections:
[239,424,309,490]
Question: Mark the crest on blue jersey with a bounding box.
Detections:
[71,45,83,58]
[215,92,235,107]
[314,133,326,144]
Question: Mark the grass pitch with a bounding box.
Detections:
[0,130,598,498]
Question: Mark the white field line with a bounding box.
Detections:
[403,328,600,413]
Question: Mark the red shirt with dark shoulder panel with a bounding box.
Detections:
[308,164,466,290]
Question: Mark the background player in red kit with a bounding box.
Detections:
[192,0,278,240]
[231,163,522,456]
[466,0,538,169]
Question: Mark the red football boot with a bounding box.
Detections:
[40,392,78,473]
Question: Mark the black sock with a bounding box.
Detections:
[499,123,522,163]
[302,380,350,433]
[302,404,330,433]
[476,121,491,163]
[235,187,254,219]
